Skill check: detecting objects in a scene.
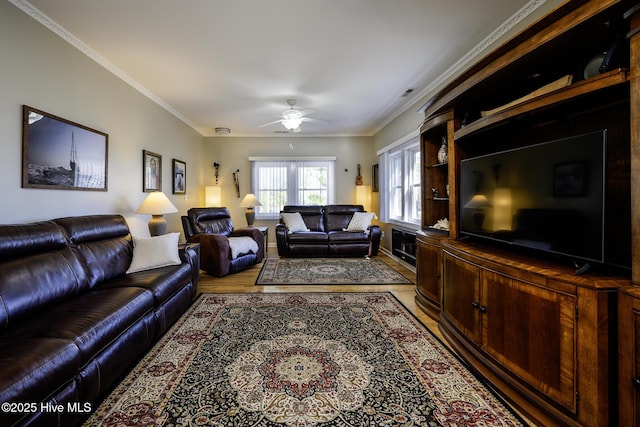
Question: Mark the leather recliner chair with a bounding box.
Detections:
[182,207,264,277]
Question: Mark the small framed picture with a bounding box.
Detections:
[22,105,108,191]
[172,159,186,194]
[143,150,162,192]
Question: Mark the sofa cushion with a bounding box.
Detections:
[344,211,376,232]
[126,233,181,273]
[188,207,234,236]
[281,212,309,233]
[105,263,194,307]
[6,288,154,362]
[282,205,324,232]
[328,230,370,243]
[0,222,88,330]
[287,231,329,244]
[324,205,364,231]
[54,215,133,288]
[0,338,81,408]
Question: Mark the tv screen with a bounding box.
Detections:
[460,130,606,264]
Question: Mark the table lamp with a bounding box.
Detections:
[135,191,178,236]
[239,193,262,226]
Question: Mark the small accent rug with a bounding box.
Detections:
[86,293,524,426]
[256,258,413,285]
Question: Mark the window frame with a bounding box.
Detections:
[250,158,335,220]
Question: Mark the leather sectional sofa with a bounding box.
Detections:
[276,205,381,257]
[0,215,199,426]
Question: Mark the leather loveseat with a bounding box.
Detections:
[276,205,381,257]
[0,214,199,427]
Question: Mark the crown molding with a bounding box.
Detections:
[372,0,548,135]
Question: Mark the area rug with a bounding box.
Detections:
[255,258,413,285]
[85,293,524,426]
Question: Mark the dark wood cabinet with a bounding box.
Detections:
[441,240,621,426]
[413,0,639,425]
[620,286,640,427]
[415,230,445,320]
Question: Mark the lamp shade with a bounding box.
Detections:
[239,193,262,208]
[464,194,492,209]
[205,186,222,207]
[135,192,178,215]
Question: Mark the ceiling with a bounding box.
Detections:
[16,0,536,137]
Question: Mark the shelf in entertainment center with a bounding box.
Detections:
[454,68,629,140]
[431,197,449,201]
[427,162,448,169]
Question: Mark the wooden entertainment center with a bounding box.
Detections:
[414,0,640,425]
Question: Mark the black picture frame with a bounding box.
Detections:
[22,105,108,191]
[143,150,162,192]
[172,159,186,194]
[554,161,587,197]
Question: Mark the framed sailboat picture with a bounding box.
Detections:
[22,105,108,191]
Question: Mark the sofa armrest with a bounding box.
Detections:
[189,234,232,277]
[368,225,382,256]
[275,223,289,256]
[230,228,264,262]
[179,243,200,290]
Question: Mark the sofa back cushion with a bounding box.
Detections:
[282,206,324,232]
[324,205,365,232]
[53,215,132,288]
[0,221,87,329]
[188,208,234,236]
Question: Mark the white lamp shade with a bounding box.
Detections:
[239,193,262,208]
[205,186,222,207]
[464,194,492,209]
[135,191,178,215]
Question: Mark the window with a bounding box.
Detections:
[250,158,335,219]
[379,136,421,225]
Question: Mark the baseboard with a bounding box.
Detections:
[380,247,416,273]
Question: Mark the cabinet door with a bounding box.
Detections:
[620,291,640,427]
[481,270,577,413]
[416,239,441,308]
[442,251,480,343]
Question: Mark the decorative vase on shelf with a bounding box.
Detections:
[437,137,448,164]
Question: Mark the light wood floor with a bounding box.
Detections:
[197,247,444,342]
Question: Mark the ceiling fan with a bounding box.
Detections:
[258,99,323,132]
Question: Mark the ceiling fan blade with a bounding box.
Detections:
[258,119,284,127]
[300,117,327,123]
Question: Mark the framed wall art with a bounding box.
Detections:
[22,105,108,191]
[143,150,162,192]
[172,159,186,194]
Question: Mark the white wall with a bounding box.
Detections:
[0,1,205,237]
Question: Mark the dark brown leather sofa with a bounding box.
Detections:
[182,207,264,277]
[0,215,199,427]
[276,205,381,257]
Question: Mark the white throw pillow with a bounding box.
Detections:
[126,232,181,274]
[345,211,376,232]
[281,212,309,233]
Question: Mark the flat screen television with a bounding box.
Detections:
[459,130,606,266]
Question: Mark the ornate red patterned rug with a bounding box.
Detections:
[85,293,524,426]
[256,258,413,285]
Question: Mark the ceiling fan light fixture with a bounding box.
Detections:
[282,117,302,130]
